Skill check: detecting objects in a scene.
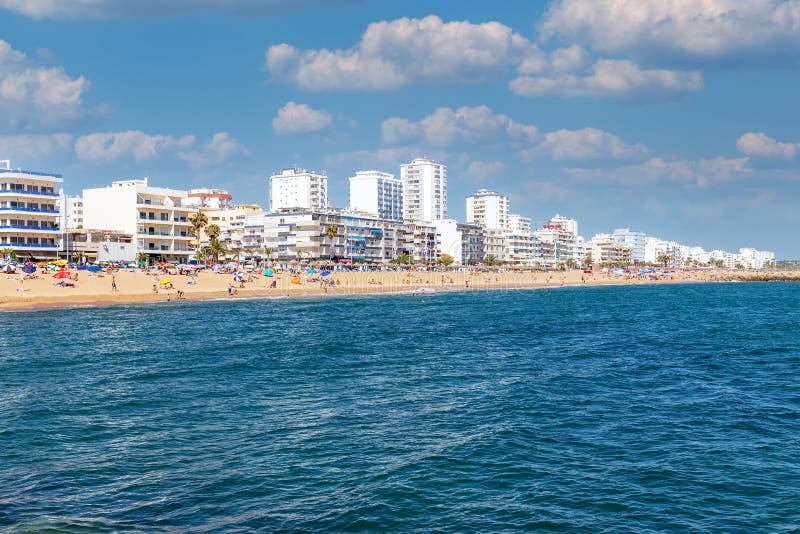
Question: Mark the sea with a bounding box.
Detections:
[1,282,799,532]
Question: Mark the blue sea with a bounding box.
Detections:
[2,282,799,532]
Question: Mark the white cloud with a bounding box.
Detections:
[382,106,539,147]
[539,0,800,62]
[0,39,88,127]
[737,132,799,159]
[465,160,506,181]
[272,101,333,135]
[0,0,357,19]
[536,127,648,161]
[510,58,703,99]
[0,133,73,160]
[75,130,194,162]
[266,15,531,91]
[566,156,750,186]
[178,132,249,168]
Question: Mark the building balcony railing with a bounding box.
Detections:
[0,242,59,249]
[0,189,59,197]
[0,225,60,232]
[0,207,58,214]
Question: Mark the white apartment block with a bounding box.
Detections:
[0,161,61,259]
[612,228,646,263]
[505,214,533,264]
[466,189,509,230]
[83,178,196,262]
[59,192,84,230]
[204,204,264,257]
[548,214,578,237]
[432,219,485,265]
[348,170,403,221]
[401,158,447,222]
[269,168,328,212]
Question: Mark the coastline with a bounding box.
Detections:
[2,269,797,312]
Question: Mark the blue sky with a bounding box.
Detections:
[1,0,799,256]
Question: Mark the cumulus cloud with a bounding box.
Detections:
[737,132,799,159]
[0,133,73,160]
[382,105,644,163]
[539,0,800,63]
[465,160,506,181]
[178,132,249,167]
[272,101,333,135]
[510,58,703,100]
[382,106,539,147]
[75,130,246,167]
[535,128,648,161]
[566,156,750,186]
[0,39,88,127]
[0,0,358,19]
[266,15,531,91]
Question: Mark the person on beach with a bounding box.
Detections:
[111,275,118,292]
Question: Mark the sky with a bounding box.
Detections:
[0,0,799,257]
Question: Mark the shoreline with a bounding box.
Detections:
[2,270,797,312]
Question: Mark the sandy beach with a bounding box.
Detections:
[1,267,796,311]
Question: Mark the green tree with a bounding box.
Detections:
[205,223,221,241]
[72,250,84,264]
[436,254,454,267]
[326,223,339,239]
[136,251,149,266]
[205,238,227,264]
[657,253,671,268]
[485,253,497,266]
[189,210,208,243]
[584,253,593,267]
[391,252,412,265]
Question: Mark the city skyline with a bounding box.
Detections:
[0,1,798,256]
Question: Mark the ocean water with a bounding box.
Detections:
[1,282,799,532]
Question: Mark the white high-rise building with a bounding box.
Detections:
[465,189,509,230]
[548,214,578,237]
[613,228,646,263]
[59,192,84,230]
[83,178,197,262]
[401,158,447,222]
[185,188,233,210]
[348,170,403,220]
[269,168,328,212]
[0,161,62,259]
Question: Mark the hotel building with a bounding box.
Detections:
[82,178,197,262]
[432,219,486,265]
[466,189,509,230]
[349,170,403,221]
[0,161,62,259]
[401,158,447,222]
[186,188,233,210]
[269,168,328,212]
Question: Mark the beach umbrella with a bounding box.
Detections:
[291,276,301,285]
[77,264,88,270]
[188,259,198,265]
[53,271,70,279]
[49,259,68,266]
[320,270,331,277]
[307,268,318,274]
[3,264,16,273]
[87,265,101,273]
[22,265,35,274]
[160,279,172,285]
[263,268,274,277]
[36,261,48,267]
[211,264,222,271]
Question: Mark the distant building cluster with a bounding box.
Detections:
[0,157,776,268]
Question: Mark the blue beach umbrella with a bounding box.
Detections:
[320,270,331,277]
[77,264,88,270]
[87,265,101,273]
[263,269,274,277]
[307,268,318,274]
[21,265,35,274]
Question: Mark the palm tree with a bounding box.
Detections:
[1,247,11,261]
[206,238,227,264]
[72,250,84,264]
[436,254,454,267]
[189,210,208,243]
[657,253,671,268]
[325,223,339,239]
[136,251,149,267]
[485,254,497,266]
[205,223,221,241]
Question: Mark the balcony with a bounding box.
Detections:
[0,225,60,233]
[0,242,59,249]
[0,206,58,214]
[0,189,59,198]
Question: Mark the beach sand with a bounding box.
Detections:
[2,267,794,311]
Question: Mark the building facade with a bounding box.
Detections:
[186,188,233,210]
[0,162,62,259]
[466,189,509,230]
[613,228,646,263]
[348,170,403,221]
[401,158,447,222]
[82,178,196,262]
[58,192,84,230]
[432,219,486,265]
[269,168,328,212]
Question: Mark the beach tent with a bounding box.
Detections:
[263,269,274,277]
[320,270,331,277]
[21,265,36,274]
[53,271,70,279]
[87,265,101,273]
